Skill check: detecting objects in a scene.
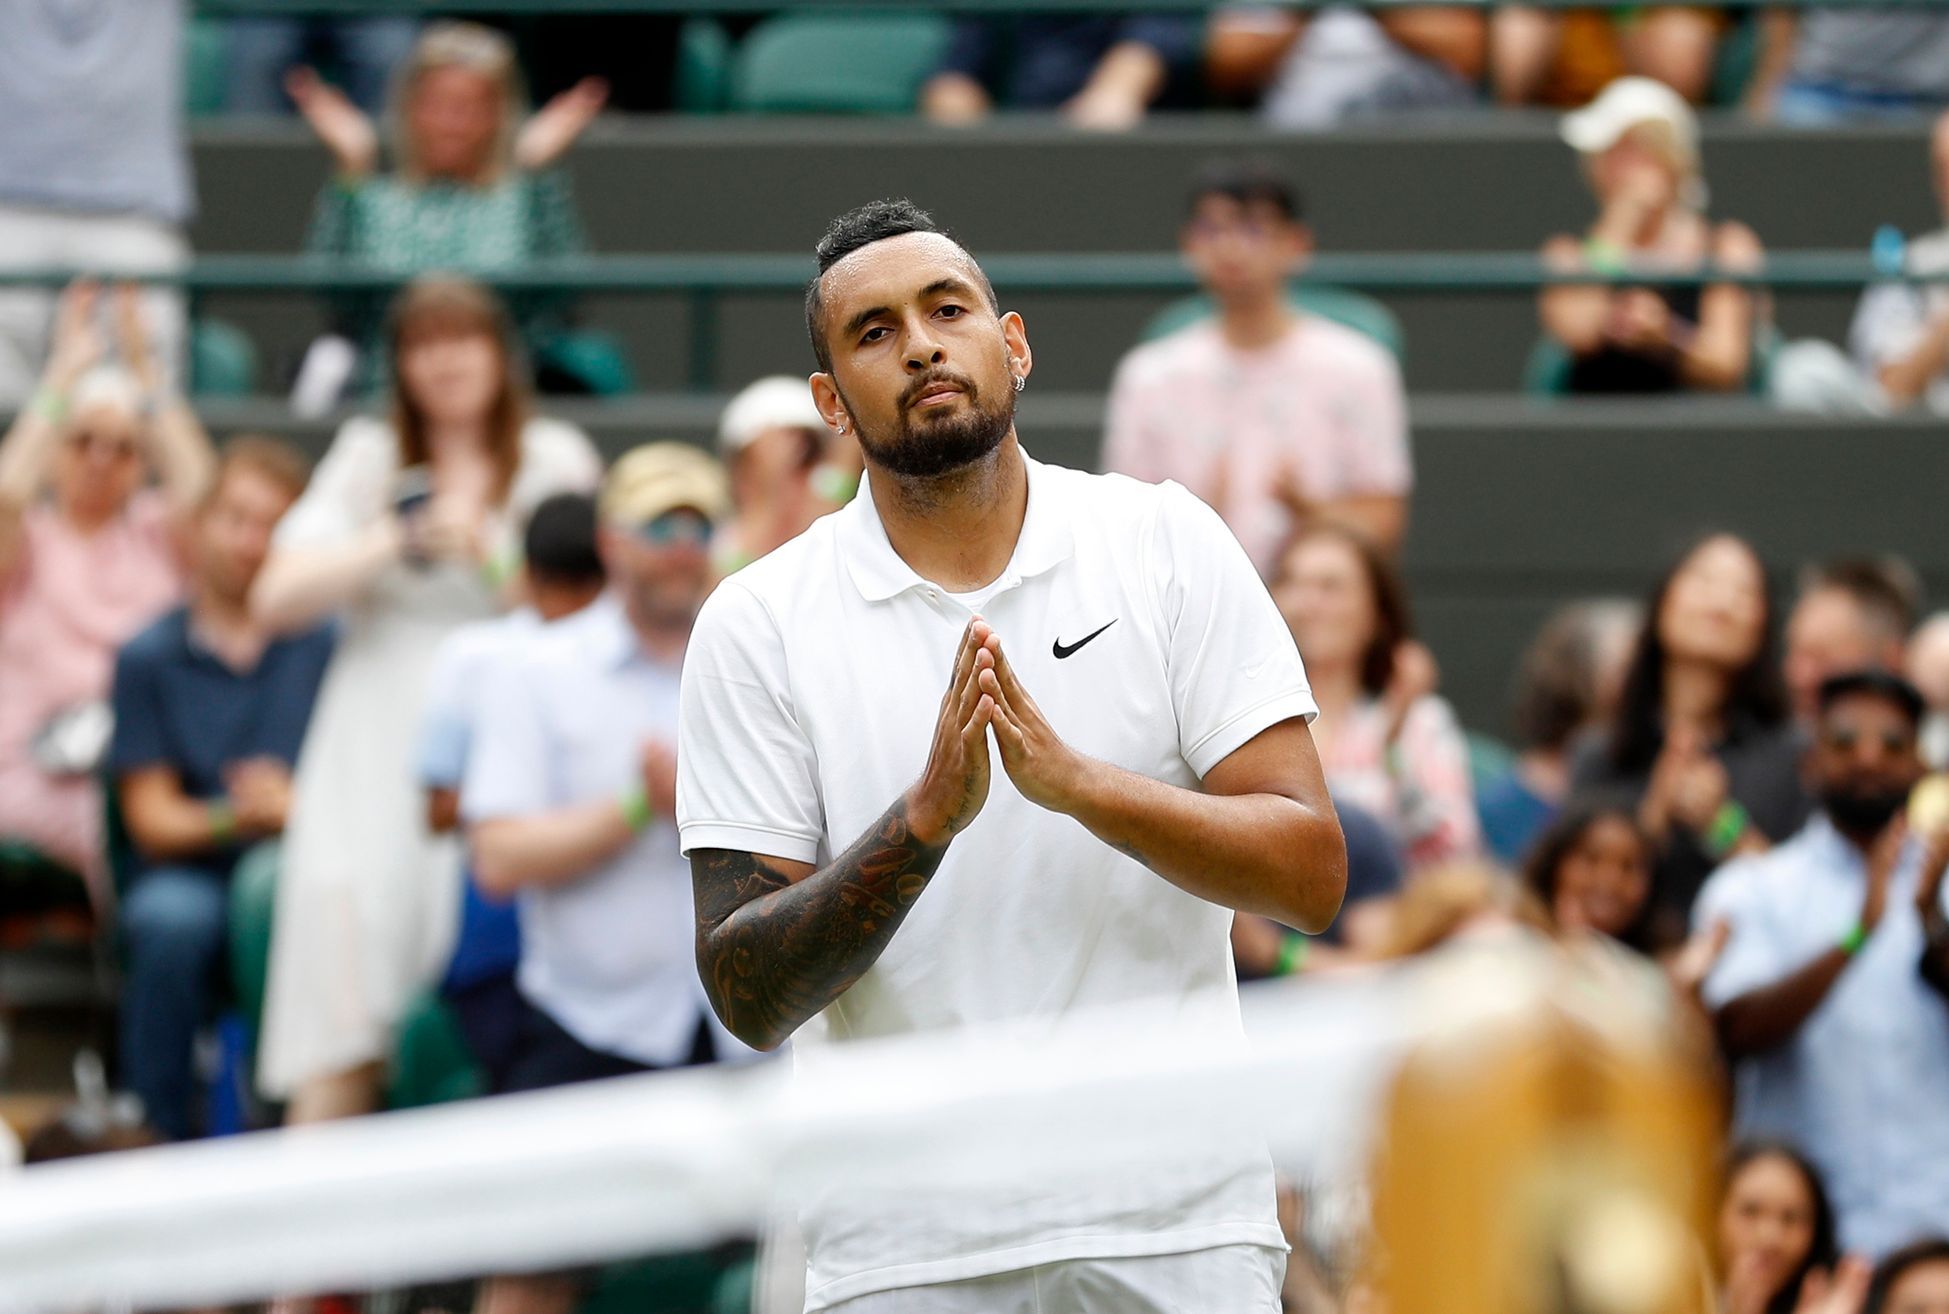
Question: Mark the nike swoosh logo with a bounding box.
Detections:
[1053,619,1117,659]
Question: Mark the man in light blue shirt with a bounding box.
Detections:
[1697,669,1949,1258]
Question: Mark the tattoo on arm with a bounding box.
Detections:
[691,801,948,1050]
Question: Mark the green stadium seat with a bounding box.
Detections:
[1139,285,1406,360]
[227,841,280,1043]
[189,319,262,399]
[579,1251,740,1314]
[675,19,734,114]
[537,330,640,398]
[728,13,951,115]
[386,990,486,1110]
[183,17,230,119]
[1465,731,1518,802]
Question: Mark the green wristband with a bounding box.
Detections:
[1584,238,1628,274]
[1275,933,1310,977]
[1840,922,1871,957]
[618,781,654,833]
[207,800,238,844]
[30,387,69,425]
[1706,800,1751,858]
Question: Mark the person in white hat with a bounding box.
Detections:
[715,375,863,574]
[1539,76,1766,394]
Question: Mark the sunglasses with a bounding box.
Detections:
[627,510,713,547]
[1822,728,1915,754]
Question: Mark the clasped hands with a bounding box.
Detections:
[907,617,1087,846]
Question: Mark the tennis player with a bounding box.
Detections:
[676,200,1347,1313]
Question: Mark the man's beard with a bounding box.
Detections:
[1821,781,1912,837]
[850,371,1014,480]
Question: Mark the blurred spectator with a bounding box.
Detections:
[1478,599,1640,865]
[1868,1239,1949,1314]
[921,15,1200,130]
[290,21,608,398]
[1850,113,1949,414]
[419,492,606,1088]
[1205,6,1484,128]
[226,14,420,115]
[1524,802,1658,951]
[1232,800,1404,976]
[0,1,189,406]
[1494,11,1722,106]
[109,438,331,1141]
[715,376,853,576]
[1272,523,1480,869]
[1785,558,1919,727]
[1696,670,1949,1256]
[1540,78,1766,394]
[1103,163,1410,572]
[1719,1141,1839,1314]
[0,283,213,895]
[1378,861,1550,958]
[1571,533,1805,950]
[464,446,739,1314]
[1748,11,1949,125]
[1909,613,1949,770]
[251,277,599,1125]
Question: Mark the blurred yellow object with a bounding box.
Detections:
[1910,774,1949,836]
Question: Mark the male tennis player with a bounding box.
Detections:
[676,199,1347,1313]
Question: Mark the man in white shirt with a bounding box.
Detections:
[1697,670,1949,1257]
[677,199,1347,1313]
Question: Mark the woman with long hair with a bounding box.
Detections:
[1571,532,1805,950]
[1719,1142,1838,1314]
[251,277,599,1123]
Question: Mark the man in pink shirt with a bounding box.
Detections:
[1102,163,1411,575]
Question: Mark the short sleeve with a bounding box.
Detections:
[1695,861,1783,1010]
[273,419,395,550]
[1338,342,1413,495]
[107,637,168,775]
[676,580,825,864]
[303,180,358,259]
[1151,482,1317,777]
[1849,282,1928,373]
[460,659,556,822]
[418,629,483,790]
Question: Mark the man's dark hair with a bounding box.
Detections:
[1866,1237,1949,1314]
[1800,556,1922,643]
[1817,668,1925,727]
[803,199,998,374]
[523,492,604,589]
[1186,160,1304,224]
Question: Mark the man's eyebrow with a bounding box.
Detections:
[841,303,892,340]
[839,278,980,341]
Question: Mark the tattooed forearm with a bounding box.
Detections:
[690,800,948,1050]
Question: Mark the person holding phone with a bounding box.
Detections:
[249,276,598,1127]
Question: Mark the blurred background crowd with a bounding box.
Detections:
[4,4,1949,1314]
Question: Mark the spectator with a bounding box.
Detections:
[1205,6,1484,128]
[1908,613,1949,770]
[289,21,608,398]
[921,15,1200,130]
[1102,163,1411,572]
[1850,113,1949,414]
[1478,599,1640,865]
[1868,1239,1949,1314]
[1696,669,1949,1256]
[714,376,853,576]
[1572,533,1805,950]
[225,14,420,115]
[1494,12,1722,106]
[1540,78,1766,395]
[0,283,214,895]
[0,1,189,406]
[251,276,600,1126]
[1719,1141,1839,1314]
[1272,522,1480,869]
[109,438,332,1142]
[419,492,606,1088]
[1748,11,1949,125]
[1785,558,1919,727]
[1524,802,1659,951]
[464,446,742,1314]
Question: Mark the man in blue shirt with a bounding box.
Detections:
[109,439,334,1139]
[1698,669,1949,1256]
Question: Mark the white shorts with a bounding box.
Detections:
[816,1244,1285,1313]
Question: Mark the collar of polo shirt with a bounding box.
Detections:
[838,450,1076,603]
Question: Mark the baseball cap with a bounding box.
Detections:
[718,376,825,456]
[1559,77,1699,172]
[600,443,730,527]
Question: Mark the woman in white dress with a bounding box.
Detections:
[251,276,600,1122]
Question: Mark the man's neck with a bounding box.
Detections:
[874,433,1029,593]
[1215,291,1297,352]
[190,585,270,672]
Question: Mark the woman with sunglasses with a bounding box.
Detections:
[0,281,214,901]
[250,276,598,1127]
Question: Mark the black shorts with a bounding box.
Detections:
[499,991,715,1096]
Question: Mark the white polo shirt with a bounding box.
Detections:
[678,451,1316,1307]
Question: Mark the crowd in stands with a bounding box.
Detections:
[6,8,1949,1314]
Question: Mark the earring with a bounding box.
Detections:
[1012,375,1025,394]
